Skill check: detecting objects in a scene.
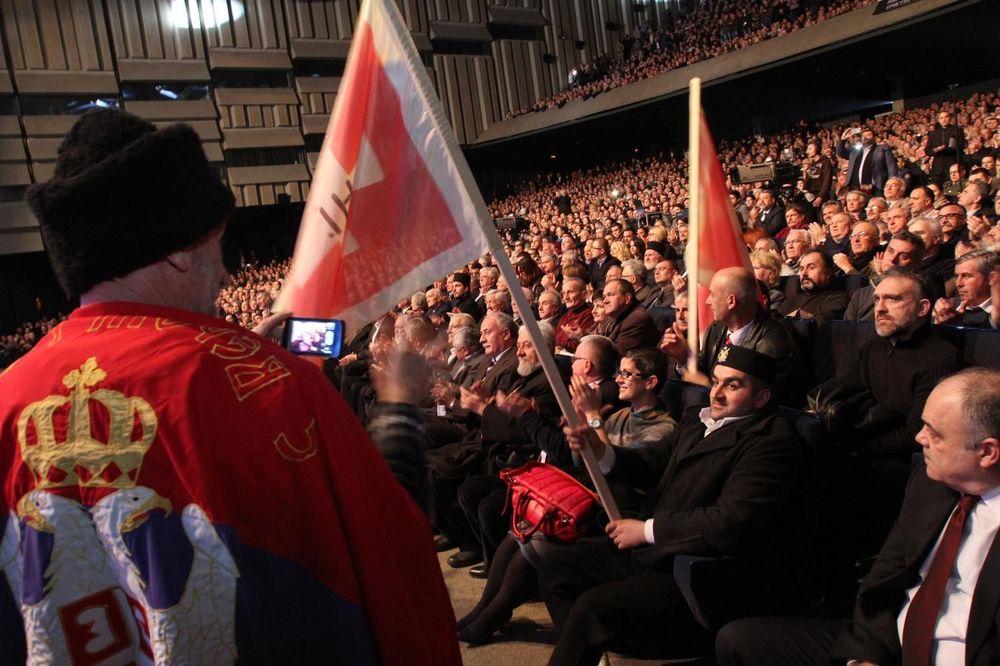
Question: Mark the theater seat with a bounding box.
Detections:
[934,325,1000,369]
[815,320,878,380]
[647,305,676,335]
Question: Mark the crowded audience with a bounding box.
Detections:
[2,81,1000,665]
[510,0,878,117]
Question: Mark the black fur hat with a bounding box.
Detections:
[27,109,235,298]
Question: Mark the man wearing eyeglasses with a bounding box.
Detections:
[833,222,880,277]
[938,203,970,252]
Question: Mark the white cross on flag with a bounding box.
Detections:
[275,0,494,331]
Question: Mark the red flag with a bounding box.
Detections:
[688,112,753,334]
[275,0,493,332]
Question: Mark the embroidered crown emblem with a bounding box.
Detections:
[717,346,731,363]
[16,357,157,490]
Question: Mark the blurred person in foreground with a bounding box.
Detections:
[0,109,458,664]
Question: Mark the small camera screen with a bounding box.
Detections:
[285,319,343,357]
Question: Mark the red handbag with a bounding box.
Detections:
[499,461,600,543]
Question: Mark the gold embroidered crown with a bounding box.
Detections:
[16,357,157,490]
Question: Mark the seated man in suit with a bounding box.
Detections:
[541,346,804,665]
[933,248,998,328]
[660,267,807,406]
[715,366,1000,666]
[597,278,660,356]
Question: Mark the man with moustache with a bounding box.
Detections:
[541,346,804,666]
[844,231,930,321]
[778,250,849,323]
[715,367,1000,666]
[838,127,898,195]
[939,202,970,252]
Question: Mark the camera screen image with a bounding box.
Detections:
[286,319,343,357]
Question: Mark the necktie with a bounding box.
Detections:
[901,494,980,666]
[859,147,873,186]
[724,335,732,346]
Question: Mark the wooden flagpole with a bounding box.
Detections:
[686,78,701,376]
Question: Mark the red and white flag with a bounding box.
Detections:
[687,111,752,335]
[275,0,493,331]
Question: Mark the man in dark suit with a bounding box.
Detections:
[715,367,1000,666]
[597,278,660,355]
[838,127,898,196]
[588,238,622,292]
[757,189,787,237]
[541,346,804,665]
[925,109,965,182]
[660,267,807,407]
[425,312,521,561]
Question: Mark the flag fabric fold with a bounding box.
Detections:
[275,0,494,333]
[687,111,753,335]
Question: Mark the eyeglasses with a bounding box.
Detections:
[616,369,648,380]
[850,232,874,238]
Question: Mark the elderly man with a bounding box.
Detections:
[883,203,911,236]
[537,289,564,326]
[909,216,955,286]
[934,248,999,328]
[555,277,595,352]
[778,250,849,323]
[621,259,652,304]
[0,110,458,663]
[782,228,814,276]
[661,267,806,406]
[813,211,853,258]
[425,312,521,561]
[542,346,804,665]
[453,322,562,572]
[716,367,1000,666]
[833,221,880,276]
[597,278,660,355]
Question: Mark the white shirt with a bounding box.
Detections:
[895,486,1000,664]
[596,409,752,545]
[726,321,754,348]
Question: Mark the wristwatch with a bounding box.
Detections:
[587,417,602,429]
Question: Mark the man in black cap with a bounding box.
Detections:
[448,271,479,317]
[1,110,459,664]
[540,345,805,665]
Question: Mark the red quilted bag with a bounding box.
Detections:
[499,461,600,543]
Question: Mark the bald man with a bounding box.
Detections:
[660,267,807,406]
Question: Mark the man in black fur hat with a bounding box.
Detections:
[0,110,458,664]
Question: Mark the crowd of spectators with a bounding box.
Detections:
[510,0,877,117]
[216,258,290,329]
[0,316,62,368]
[3,82,1000,663]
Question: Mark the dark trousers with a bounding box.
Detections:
[426,440,484,551]
[539,538,708,666]
[714,617,844,666]
[457,474,508,564]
